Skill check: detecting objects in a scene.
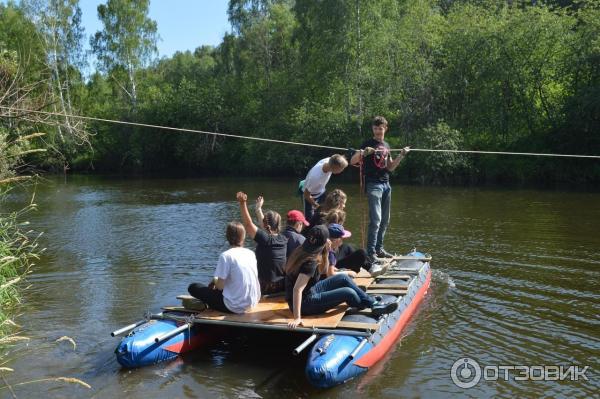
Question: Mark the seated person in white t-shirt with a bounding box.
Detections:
[301,154,348,221]
[188,221,261,314]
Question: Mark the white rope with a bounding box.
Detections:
[0,106,346,151]
[393,148,600,159]
[2,106,599,159]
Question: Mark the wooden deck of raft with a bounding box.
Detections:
[164,257,416,332]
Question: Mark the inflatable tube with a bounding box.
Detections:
[115,315,213,368]
[305,251,431,388]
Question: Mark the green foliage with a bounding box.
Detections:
[90,0,158,107]
[0,47,40,338]
[0,202,38,336]
[406,121,471,184]
[0,3,47,81]
[4,0,599,184]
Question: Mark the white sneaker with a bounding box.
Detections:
[369,263,389,277]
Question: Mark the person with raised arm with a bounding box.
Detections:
[237,192,287,294]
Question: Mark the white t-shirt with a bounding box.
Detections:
[304,157,331,196]
[215,247,261,314]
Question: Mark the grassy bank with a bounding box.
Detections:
[0,198,38,339]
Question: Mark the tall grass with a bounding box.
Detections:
[0,197,39,338]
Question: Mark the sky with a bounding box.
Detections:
[80,0,231,58]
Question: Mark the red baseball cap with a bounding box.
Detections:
[287,210,309,226]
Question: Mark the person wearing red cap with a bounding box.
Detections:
[282,210,308,259]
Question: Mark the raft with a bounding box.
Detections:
[112,250,431,388]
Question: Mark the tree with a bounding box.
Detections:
[21,0,88,157]
[90,0,158,108]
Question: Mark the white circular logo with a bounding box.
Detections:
[451,358,482,389]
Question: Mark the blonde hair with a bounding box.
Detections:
[329,154,348,169]
[325,209,346,225]
[321,189,347,213]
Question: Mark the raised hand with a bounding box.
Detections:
[236,191,248,203]
[255,195,264,209]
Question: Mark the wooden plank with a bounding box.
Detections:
[353,277,374,287]
[191,296,348,329]
[366,289,407,295]
[336,321,380,331]
[356,269,372,278]
[375,275,412,280]
[369,284,408,289]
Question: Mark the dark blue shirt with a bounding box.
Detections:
[282,226,305,259]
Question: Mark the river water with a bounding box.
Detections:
[1,176,598,398]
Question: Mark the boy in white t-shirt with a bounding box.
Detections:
[301,154,348,221]
[188,222,261,313]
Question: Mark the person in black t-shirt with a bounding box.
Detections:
[285,225,398,329]
[350,116,410,262]
[237,192,287,294]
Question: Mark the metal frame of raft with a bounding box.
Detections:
[112,252,432,388]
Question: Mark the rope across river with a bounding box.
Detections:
[2,106,599,159]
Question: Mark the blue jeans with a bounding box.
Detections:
[300,274,374,315]
[303,191,326,222]
[366,181,391,256]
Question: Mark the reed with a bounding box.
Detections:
[0,200,39,338]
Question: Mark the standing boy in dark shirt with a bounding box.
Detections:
[350,116,410,262]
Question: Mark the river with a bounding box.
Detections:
[1,175,599,398]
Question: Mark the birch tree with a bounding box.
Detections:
[90,0,158,109]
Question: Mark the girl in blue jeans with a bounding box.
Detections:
[285,225,397,329]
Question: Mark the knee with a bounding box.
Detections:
[341,288,361,306]
[335,273,353,284]
[188,283,202,294]
[370,214,382,226]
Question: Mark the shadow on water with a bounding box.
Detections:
[1,175,599,398]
